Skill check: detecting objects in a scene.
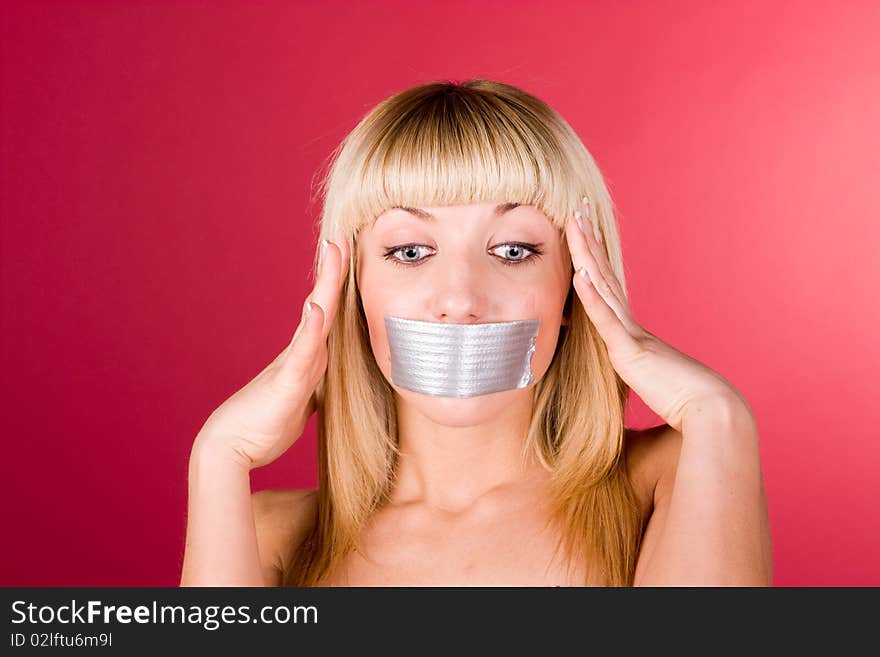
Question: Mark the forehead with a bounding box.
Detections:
[370,202,550,230]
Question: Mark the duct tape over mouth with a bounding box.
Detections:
[384,315,540,398]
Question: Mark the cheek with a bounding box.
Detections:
[358,274,408,377]
[519,287,568,381]
[358,263,395,318]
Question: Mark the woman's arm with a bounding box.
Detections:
[564,200,773,585]
[178,231,348,586]
[632,400,773,586]
[179,432,265,587]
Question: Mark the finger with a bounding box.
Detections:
[571,266,622,335]
[291,300,325,355]
[288,295,316,348]
[586,235,626,306]
[309,229,349,340]
[565,216,624,314]
[572,268,642,362]
[278,299,326,383]
[578,200,626,303]
[566,215,642,336]
[261,296,313,373]
[581,196,605,246]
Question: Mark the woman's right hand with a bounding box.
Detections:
[193,229,350,470]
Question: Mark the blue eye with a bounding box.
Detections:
[385,244,433,265]
[382,243,544,268]
[491,243,540,265]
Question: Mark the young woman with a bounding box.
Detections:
[179,80,772,587]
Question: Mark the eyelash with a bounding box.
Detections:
[382,242,545,268]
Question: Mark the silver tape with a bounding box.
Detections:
[384,315,540,398]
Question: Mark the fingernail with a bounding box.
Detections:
[582,196,590,219]
[574,210,585,235]
[579,266,589,280]
[305,300,312,320]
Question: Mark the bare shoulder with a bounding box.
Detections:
[624,424,683,517]
[251,488,318,586]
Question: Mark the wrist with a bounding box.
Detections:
[682,393,757,438]
[191,430,254,473]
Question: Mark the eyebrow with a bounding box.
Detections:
[387,202,522,222]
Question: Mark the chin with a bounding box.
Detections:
[392,384,532,427]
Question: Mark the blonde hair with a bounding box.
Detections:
[282,79,643,586]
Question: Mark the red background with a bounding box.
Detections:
[1,1,877,586]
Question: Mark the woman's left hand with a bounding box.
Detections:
[566,197,752,432]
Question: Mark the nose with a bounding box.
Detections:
[429,257,490,323]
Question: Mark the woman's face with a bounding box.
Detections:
[355,201,573,426]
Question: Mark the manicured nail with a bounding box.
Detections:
[579,266,588,279]
[580,195,591,219]
[574,210,585,235]
[305,300,312,321]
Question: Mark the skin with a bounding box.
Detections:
[327,201,583,584]
[249,199,771,586]
[354,201,572,513]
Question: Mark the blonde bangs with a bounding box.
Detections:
[327,82,600,240]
